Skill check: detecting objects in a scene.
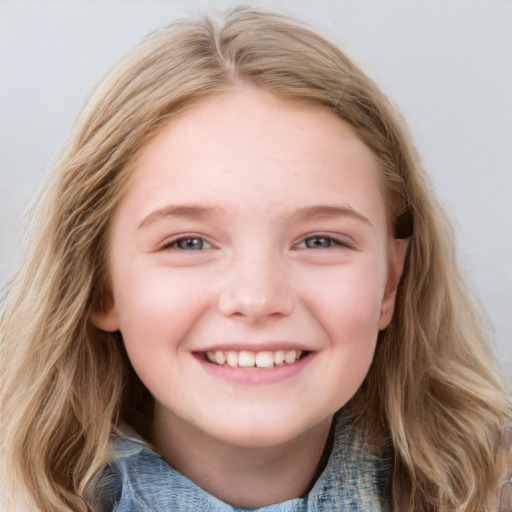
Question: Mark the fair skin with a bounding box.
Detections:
[92,86,407,507]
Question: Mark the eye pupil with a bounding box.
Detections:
[305,237,331,249]
[177,238,203,250]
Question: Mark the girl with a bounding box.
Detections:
[0,8,510,512]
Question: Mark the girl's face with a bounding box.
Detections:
[93,86,406,449]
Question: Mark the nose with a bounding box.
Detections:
[217,251,296,322]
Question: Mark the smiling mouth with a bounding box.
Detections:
[203,349,307,369]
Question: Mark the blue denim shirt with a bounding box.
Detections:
[92,413,391,512]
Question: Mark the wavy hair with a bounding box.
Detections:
[1,8,510,511]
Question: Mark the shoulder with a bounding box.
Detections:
[90,434,231,512]
[89,435,152,512]
[308,410,393,511]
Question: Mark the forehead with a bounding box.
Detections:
[118,86,386,229]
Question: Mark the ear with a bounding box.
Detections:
[378,238,409,330]
[89,288,120,332]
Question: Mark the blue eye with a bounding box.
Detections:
[165,237,211,250]
[304,236,335,249]
[299,235,353,249]
[303,236,338,249]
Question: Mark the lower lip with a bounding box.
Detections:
[194,352,315,384]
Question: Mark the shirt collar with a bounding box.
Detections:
[93,411,390,512]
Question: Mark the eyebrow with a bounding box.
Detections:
[137,203,372,229]
[137,205,222,229]
[283,204,372,227]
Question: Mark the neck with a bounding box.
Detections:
[152,412,333,508]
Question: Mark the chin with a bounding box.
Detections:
[218,428,303,449]
[207,413,332,450]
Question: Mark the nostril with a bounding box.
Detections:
[217,288,295,321]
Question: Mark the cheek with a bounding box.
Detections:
[113,265,210,354]
[297,260,384,404]
[315,272,382,408]
[300,260,386,341]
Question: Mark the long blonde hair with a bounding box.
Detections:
[1,9,510,511]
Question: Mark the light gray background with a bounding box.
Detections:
[1,0,511,377]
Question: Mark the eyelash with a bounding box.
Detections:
[160,234,353,253]
[296,234,355,250]
[160,236,212,251]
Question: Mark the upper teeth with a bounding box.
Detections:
[205,350,303,368]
